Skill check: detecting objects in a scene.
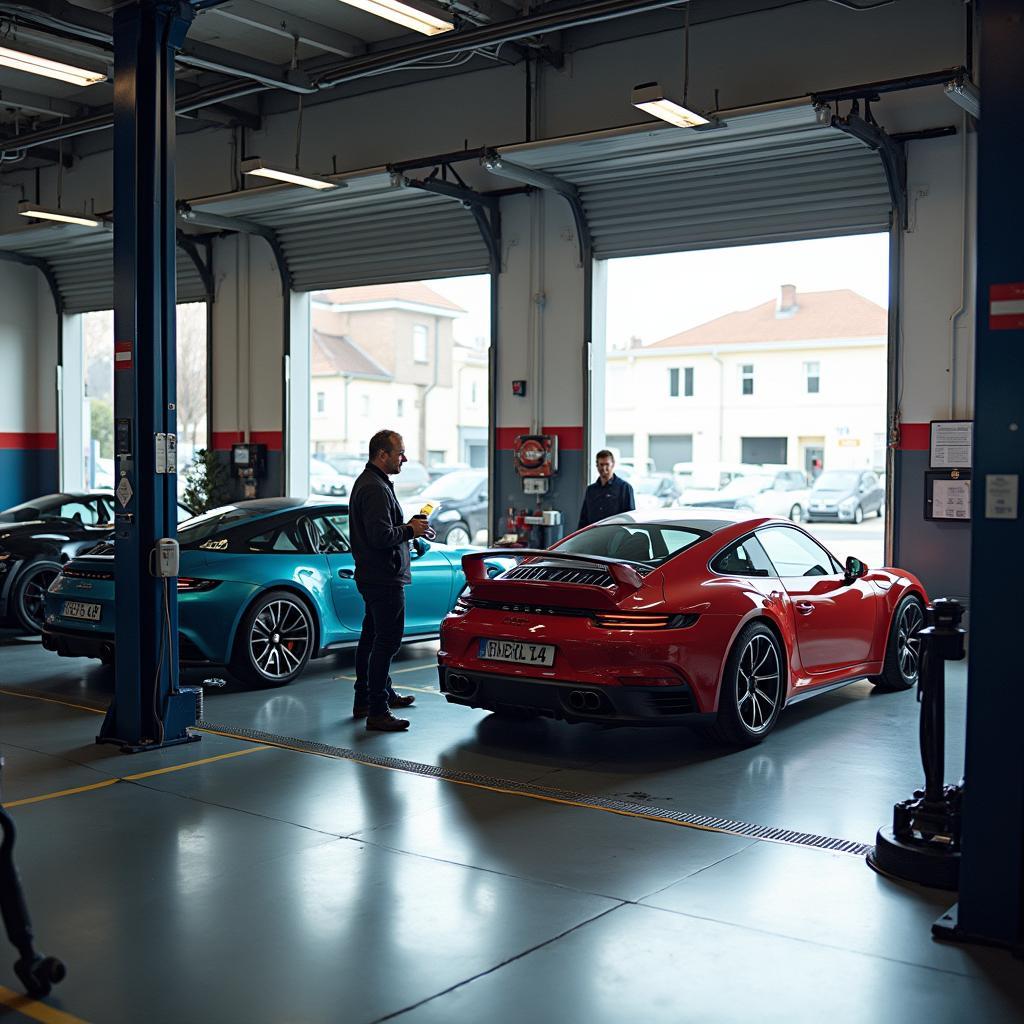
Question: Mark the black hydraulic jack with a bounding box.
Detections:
[868,598,966,891]
[0,756,65,998]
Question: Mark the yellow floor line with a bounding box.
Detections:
[3,747,270,810]
[0,688,104,715]
[0,986,90,1024]
[3,779,119,809]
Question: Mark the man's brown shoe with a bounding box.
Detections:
[366,712,410,732]
[388,693,416,709]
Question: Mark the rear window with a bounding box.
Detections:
[178,506,258,547]
[555,523,707,567]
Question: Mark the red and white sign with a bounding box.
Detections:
[114,340,134,370]
[990,284,1024,331]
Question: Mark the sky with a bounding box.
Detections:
[427,232,890,350]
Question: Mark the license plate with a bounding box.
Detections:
[478,638,555,666]
[62,600,102,622]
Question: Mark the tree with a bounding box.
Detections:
[182,449,231,514]
[176,303,208,450]
[90,398,114,458]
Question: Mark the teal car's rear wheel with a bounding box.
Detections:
[13,561,61,635]
[232,590,314,686]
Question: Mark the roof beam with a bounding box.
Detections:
[202,0,367,59]
[0,85,84,119]
[175,40,314,92]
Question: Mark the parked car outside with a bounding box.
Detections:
[805,469,885,524]
[0,492,192,634]
[733,468,811,522]
[618,456,656,476]
[309,459,348,496]
[673,462,750,503]
[427,462,470,482]
[631,473,682,510]
[440,509,927,746]
[687,467,808,513]
[43,498,513,685]
[393,459,431,499]
[401,469,488,547]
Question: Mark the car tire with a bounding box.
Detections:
[440,522,472,547]
[12,560,62,635]
[853,505,864,525]
[869,594,925,692]
[788,503,803,523]
[231,589,315,686]
[710,622,785,747]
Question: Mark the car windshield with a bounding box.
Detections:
[419,471,484,501]
[0,494,100,523]
[555,523,708,567]
[814,471,861,490]
[178,505,260,545]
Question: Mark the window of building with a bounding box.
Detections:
[316,392,326,414]
[470,381,478,405]
[361,395,370,417]
[684,366,694,397]
[804,361,820,394]
[413,324,429,363]
[428,449,446,467]
[396,398,405,418]
[740,364,754,396]
[668,367,679,397]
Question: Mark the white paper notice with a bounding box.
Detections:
[985,474,1019,520]
[932,479,971,520]
[930,421,973,469]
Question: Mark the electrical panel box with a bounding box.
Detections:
[513,434,558,478]
[231,443,267,479]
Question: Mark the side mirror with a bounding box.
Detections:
[844,555,868,582]
[412,538,429,559]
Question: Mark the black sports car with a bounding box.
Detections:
[0,492,192,635]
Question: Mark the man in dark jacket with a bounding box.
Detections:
[349,429,432,732]
[578,449,636,529]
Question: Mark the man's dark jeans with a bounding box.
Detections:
[355,582,406,715]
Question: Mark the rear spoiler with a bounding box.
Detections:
[460,549,647,611]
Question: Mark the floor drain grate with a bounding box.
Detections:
[197,720,873,857]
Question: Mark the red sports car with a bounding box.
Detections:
[438,510,927,746]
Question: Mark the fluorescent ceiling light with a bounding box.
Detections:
[18,202,103,228]
[241,159,338,191]
[944,78,980,119]
[631,83,709,128]
[0,45,105,87]
[335,0,453,36]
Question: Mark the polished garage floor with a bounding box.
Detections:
[1,638,1022,1024]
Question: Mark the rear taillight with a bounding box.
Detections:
[177,577,220,593]
[593,613,698,630]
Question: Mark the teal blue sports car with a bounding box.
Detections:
[42,497,511,686]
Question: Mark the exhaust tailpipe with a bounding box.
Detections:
[583,691,602,712]
[567,691,586,711]
[447,673,472,696]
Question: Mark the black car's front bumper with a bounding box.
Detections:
[438,667,711,726]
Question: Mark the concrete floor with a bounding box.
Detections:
[1,638,1021,1024]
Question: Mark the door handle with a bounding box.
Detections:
[338,569,355,579]
[796,601,814,615]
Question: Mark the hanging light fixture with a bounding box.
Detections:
[334,0,453,36]
[18,202,104,228]
[0,44,105,87]
[240,158,338,191]
[632,4,710,129]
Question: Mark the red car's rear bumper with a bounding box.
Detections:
[439,606,732,724]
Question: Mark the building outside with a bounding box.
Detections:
[605,285,887,477]
[310,283,486,466]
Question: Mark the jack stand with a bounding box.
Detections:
[0,756,66,998]
[867,598,966,891]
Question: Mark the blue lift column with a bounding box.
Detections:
[937,0,1024,952]
[98,0,199,752]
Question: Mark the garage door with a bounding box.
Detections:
[650,434,693,471]
[187,169,492,292]
[742,437,788,464]
[493,101,891,257]
[606,434,634,458]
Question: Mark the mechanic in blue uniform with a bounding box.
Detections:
[348,429,432,732]
[578,449,636,529]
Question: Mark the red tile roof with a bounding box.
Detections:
[645,289,886,348]
[311,331,392,379]
[314,281,465,313]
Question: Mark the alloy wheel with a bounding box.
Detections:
[735,634,782,734]
[897,601,924,682]
[20,566,59,632]
[444,525,472,547]
[249,599,310,680]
